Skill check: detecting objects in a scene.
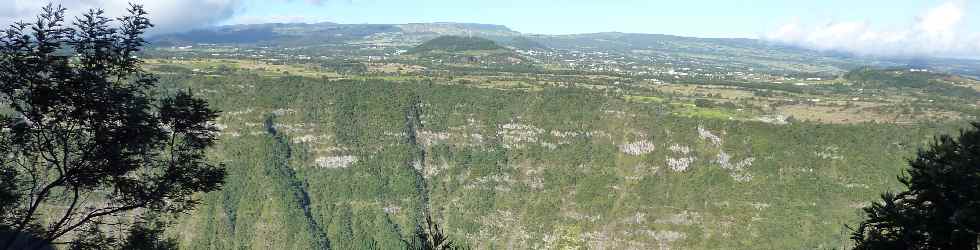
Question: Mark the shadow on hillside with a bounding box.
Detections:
[0,231,55,250]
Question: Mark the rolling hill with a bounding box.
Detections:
[410,36,506,53]
[505,36,550,50]
[150,22,518,47]
[844,67,980,99]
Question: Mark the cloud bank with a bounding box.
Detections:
[764,1,980,59]
[0,0,248,34]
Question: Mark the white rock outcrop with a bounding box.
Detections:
[619,140,656,155]
[315,155,357,169]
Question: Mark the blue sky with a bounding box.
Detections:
[228,0,978,38]
[1,0,978,57]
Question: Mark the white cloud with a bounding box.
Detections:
[764,1,980,58]
[0,0,250,34]
[918,1,963,37]
[224,0,331,24]
[227,14,329,25]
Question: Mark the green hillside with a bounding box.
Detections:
[411,36,506,53]
[158,73,962,249]
[507,36,549,50]
[844,67,980,99]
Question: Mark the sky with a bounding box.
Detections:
[1,0,979,58]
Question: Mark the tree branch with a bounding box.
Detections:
[44,184,80,241]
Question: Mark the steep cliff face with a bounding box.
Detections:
[168,76,949,249]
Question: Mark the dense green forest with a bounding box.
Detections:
[156,72,963,249]
[412,36,505,53]
[505,37,549,50]
[4,3,979,249]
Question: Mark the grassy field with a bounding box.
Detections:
[146,58,344,78]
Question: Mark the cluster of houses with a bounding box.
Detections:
[160,43,832,87]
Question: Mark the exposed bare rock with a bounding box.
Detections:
[272,123,315,133]
[756,114,789,125]
[627,212,647,224]
[271,108,296,116]
[750,202,771,210]
[415,129,486,147]
[603,109,634,118]
[669,144,691,154]
[666,156,696,172]
[586,130,613,139]
[419,130,451,146]
[226,108,254,116]
[655,210,702,226]
[698,125,723,146]
[210,122,228,131]
[464,173,516,192]
[499,122,544,149]
[619,140,656,155]
[644,230,686,249]
[421,160,454,178]
[314,155,357,169]
[550,130,581,138]
[383,205,402,214]
[648,230,685,242]
[815,145,845,160]
[292,134,330,144]
[717,151,755,182]
[521,164,546,190]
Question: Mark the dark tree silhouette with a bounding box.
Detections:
[65,214,178,250]
[405,215,462,250]
[0,4,224,249]
[114,216,179,250]
[851,122,980,249]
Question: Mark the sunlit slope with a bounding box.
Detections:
[163,74,959,249]
[411,36,506,53]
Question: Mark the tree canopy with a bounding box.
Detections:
[0,4,224,249]
[851,122,980,249]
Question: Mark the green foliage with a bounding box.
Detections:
[0,165,16,223]
[845,67,934,89]
[406,215,462,250]
[851,123,980,249]
[844,67,979,99]
[321,60,369,75]
[506,37,549,50]
[553,225,585,250]
[0,5,224,248]
[68,216,181,250]
[412,36,505,53]
[160,72,963,249]
[68,221,117,250]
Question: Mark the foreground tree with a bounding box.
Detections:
[851,122,980,249]
[405,215,461,250]
[0,4,224,249]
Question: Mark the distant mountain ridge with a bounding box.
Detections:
[149,22,980,77]
[150,22,519,46]
[396,22,519,37]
